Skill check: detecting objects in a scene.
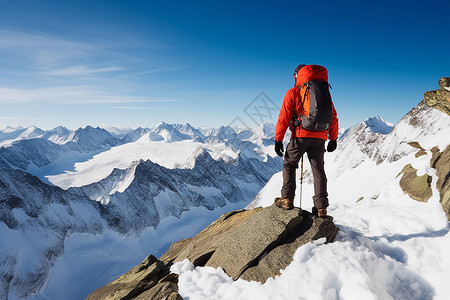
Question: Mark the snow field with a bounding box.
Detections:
[46,136,202,188]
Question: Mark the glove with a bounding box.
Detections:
[274,141,284,157]
[327,139,337,152]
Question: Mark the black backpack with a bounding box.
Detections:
[298,80,333,131]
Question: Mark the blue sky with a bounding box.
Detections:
[0,0,449,130]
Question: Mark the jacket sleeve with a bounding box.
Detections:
[328,102,339,140]
[275,89,295,142]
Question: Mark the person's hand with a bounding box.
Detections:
[327,139,337,152]
[275,141,284,157]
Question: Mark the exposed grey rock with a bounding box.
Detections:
[431,145,450,220]
[239,210,338,283]
[134,282,182,300]
[430,146,442,168]
[438,77,450,90]
[86,255,181,300]
[424,77,450,116]
[204,205,304,279]
[160,204,337,282]
[408,142,427,158]
[398,164,432,202]
[408,141,424,150]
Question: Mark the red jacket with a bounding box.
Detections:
[275,67,339,142]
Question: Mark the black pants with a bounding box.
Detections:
[281,138,328,209]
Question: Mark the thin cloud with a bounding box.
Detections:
[0,29,172,67]
[0,116,45,121]
[0,29,97,66]
[112,106,170,110]
[131,66,188,76]
[42,66,122,76]
[0,86,176,104]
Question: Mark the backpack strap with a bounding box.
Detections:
[291,86,303,141]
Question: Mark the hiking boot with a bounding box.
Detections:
[274,197,294,210]
[312,206,327,218]
[318,208,327,217]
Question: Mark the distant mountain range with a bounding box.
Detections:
[0,121,281,299]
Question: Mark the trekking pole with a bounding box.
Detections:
[299,154,304,209]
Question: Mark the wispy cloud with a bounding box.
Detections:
[0,86,175,104]
[0,29,172,68]
[41,65,122,76]
[0,29,97,66]
[112,106,170,110]
[130,66,187,76]
[0,116,45,121]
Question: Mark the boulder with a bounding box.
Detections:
[86,204,339,299]
[424,77,450,116]
[438,77,450,90]
[86,255,181,300]
[430,145,450,220]
[239,210,337,283]
[398,164,432,202]
[160,204,338,282]
[407,142,427,158]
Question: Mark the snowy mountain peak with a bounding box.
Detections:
[0,125,45,147]
[154,121,173,131]
[43,126,72,144]
[215,125,237,140]
[100,125,134,138]
[0,124,24,133]
[363,115,394,134]
[253,122,275,139]
[65,126,120,149]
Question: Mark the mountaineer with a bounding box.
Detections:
[274,64,339,217]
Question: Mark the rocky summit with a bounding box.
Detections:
[86,204,338,299]
[424,77,450,116]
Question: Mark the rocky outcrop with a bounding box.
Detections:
[408,142,427,158]
[85,255,181,300]
[397,79,450,217]
[398,164,433,202]
[160,204,337,282]
[397,143,450,220]
[430,145,450,220]
[87,204,338,299]
[424,77,450,116]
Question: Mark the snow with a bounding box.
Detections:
[171,130,450,299]
[46,136,201,188]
